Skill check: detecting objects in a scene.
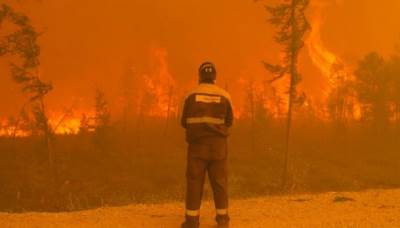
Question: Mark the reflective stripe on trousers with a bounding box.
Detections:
[186,209,200,217]
[216,209,228,215]
[186,117,225,125]
[185,209,228,217]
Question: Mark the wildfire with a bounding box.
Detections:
[306,1,361,120]
[0,48,180,138]
[0,111,95,137]
[140,48,178,118]
[306,1,341,93]
[1,7,369,139]
[0,119,29,137]
[49,116,82,135]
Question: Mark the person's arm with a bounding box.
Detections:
[181,98,188,128]
[225,102,233,127]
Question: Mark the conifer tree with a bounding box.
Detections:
[0,3,54,167]
[263,0,310,188]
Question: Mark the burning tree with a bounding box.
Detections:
[93,89,112,154]
[263,0,310,189]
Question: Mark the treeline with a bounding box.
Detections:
[328,52,400,128]
[242,52,400,129]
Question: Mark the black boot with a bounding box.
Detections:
[181,215,199,228]
[216,214,230,228]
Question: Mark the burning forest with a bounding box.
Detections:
[0,0,400,226]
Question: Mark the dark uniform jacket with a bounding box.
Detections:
[181,83,233,143]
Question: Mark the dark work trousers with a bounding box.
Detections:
[185,137,228,213]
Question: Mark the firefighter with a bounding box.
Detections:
[180,62,233,228]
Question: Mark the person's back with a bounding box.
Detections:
[181,62,233,228]
[181,83,233,159]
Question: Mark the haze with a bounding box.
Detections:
[1,0,400,117]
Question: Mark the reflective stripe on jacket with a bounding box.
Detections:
[181,83,233,142]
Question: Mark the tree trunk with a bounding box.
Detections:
[39,98,60,209]
[249,82,256,153]
[282,67,295,189]
[282,0,297,189]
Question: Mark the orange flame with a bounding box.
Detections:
[306,1,361,120]
[306,1,340,93]
[141,48,178,118]
[51,120,81,135]
[0,119,29,137]
[0,110,97,137]
[0,48,179,138]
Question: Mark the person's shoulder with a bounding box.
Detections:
[184,86,200,101]
[186,84,231,102]
[208,84,231,102]
[215,86,231,101]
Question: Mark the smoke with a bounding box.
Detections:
[1,0,400,123]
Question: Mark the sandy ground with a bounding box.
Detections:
[1,189,400,228]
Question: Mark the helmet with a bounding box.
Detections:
[198,62,216,83]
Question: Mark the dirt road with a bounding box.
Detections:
[1,189,399,228]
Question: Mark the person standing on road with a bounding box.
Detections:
[180,62,233,228]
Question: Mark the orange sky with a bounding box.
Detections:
[1,0,400,117]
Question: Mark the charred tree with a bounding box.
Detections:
[354,53,391,132]
[263,0,310,189]
[94,89,111,130]
[93,89,111,154]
